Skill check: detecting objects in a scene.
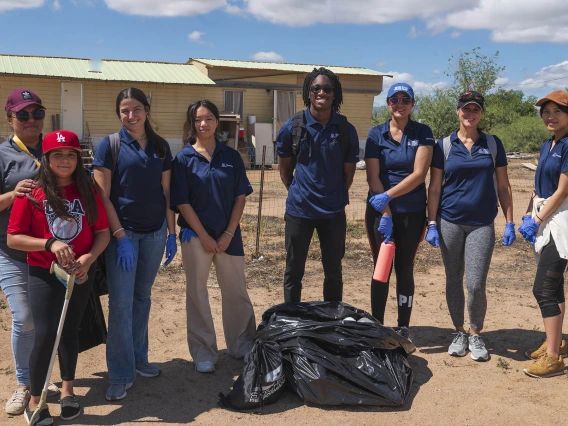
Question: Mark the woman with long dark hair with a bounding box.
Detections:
[92,87,176,400]
[520,90,568,378]
[171,100,255,373]
[8,130,110,425]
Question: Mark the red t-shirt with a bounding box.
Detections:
[7,183,109,268]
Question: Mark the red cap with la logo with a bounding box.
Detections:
[42,130,82,154]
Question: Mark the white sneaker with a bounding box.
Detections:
[5,387,30,416]
[469,334,489,362]
[195,361,215,373]
[47,383,60,397]
[448,331,469,357]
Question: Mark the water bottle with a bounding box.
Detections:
[373,241,395,282]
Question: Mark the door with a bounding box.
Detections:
[273,90,295,141]
[61,82,83,137]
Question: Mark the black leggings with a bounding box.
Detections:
[28,264,95,397]
[365,206,425,327]
[533,237,566,318]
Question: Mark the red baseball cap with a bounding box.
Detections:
[5,88,44,112]
[42,130,82,154]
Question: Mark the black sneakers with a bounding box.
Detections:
[24,405,54,426]
[60,395,81,421]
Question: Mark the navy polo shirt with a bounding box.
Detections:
[364,120,434,213]
[170,141,253,256]
[276,109,359,219]
[535,134,568,199]
[432,131,507,226]
[92,126,172,233]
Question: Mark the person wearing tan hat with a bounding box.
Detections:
[0,88,61,416]
[7,130,110,424]
[519,90,568,378]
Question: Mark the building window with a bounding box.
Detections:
[224,90,244,118]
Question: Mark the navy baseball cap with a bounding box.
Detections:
[458,91,485,111]
[387,83,414,100]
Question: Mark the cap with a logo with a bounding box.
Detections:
[42,130,82,154]
[5,88,44,112]
[458,90,485,111]
[387,83,415,100]
[535,90,568,107]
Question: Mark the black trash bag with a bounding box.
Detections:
[78,288,107,353]
[93,253,108,297]
[221,301,415,410]
[219,340,286,410]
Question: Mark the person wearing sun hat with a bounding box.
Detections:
[426,90,515,362]
[7,129,110,425]
[364,82,434,338]
[519,90,568,378]
[0,88,63,416]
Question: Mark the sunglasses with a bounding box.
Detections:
[310,85,334,94]
[388,97,413,106]
[459,93,484,103]
[13,109,46,122]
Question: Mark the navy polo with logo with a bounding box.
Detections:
[170,141,252,256]
[364,119,434,213]
[276,108,359,219]
[92,126,172,233]
[431,131,507,226]
[535,134,568,199]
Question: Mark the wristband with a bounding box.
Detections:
[45,238,56,252]
[112,227,124,237]
[428,220,437,227]
[224,230,234,237]
[536,214,544,222]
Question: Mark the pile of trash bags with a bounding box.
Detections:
[219,301,415,410]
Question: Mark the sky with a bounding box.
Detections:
[1,0,567,107]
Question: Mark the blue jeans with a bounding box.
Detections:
[105,221,166,384]
[0,254,34,386]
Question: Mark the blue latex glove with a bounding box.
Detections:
[378,215,393,244]
[369,192,392,213]
[425,225,440,247]
[116,236,135,272]
[519,216,540,245]
[163,234,177,266]
[502,222,516,246]
[518,214,532,238]
[180,227,197,243]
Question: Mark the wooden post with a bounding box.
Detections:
[255,146,267,258]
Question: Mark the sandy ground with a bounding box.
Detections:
[2,164,567,425]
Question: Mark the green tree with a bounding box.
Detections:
[483,89,539,131]
[414,87,458,139]
[445,47,505,95]
[371,105,390,126]
[492,115,550,152]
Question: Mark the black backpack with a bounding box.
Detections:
[287,110,350,188]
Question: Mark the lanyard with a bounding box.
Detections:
[12,135,41,168]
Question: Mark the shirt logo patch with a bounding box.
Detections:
[153,153,160,159]
[552,153,561,158]
[407,140,419,147]
[479,148,490,155]
[330,133,339,146]
[44,199,85,244]
[221,163,233,168]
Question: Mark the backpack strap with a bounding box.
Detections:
[484,133,499,201]
[291,111,306,158]
[337,114,350,161]
[442,136,452,171]
[109,132,121,175]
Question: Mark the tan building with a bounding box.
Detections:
[0,54,388,160]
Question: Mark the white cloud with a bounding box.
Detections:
[52,0,60,10]
[432,69,440,75]
[104,0,226,17]
[250,51,284,62]
[517,61,568,91]
[450,31,461,39]
[408,25,420,38]
[188,31,205,43]
[0,0,43,13]
[374,71,449,106]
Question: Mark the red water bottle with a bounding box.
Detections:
[373,241,395,282]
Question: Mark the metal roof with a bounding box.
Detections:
[190,58,388,77]
[0,55,216,85]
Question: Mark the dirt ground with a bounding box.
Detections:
[1,163,567,426]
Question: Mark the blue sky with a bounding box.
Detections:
[1,0,567,107]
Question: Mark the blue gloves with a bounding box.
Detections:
[378,215,393,244]
[502,222,516,246]
[369,192,392,213]
[519,215,540,245]
[116,236,135,272]
[180,227,197,243]
[425,225,440,247]
[163,234,177,266]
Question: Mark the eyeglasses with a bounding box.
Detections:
[310,85,334,94]
[459,92,484,103]
[13,109,46,122]
[388,97,413,106]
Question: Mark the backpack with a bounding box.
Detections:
[287,110,350,188]
[441,133,499,199]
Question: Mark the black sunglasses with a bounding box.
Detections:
[310,85,334,94]
[388,97,413,106]
[13,109,46,122]
[459,93,484,103]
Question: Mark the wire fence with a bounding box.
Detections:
[241,156,536,256]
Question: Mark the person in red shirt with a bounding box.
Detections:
[7,130,110,426]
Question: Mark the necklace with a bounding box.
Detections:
[135,133,147,142]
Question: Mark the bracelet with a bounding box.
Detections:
[224,230,234,237]
[45,238,56,252]
[428,220,437,226]
[112,227,124,237]
[536,214,544,222]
